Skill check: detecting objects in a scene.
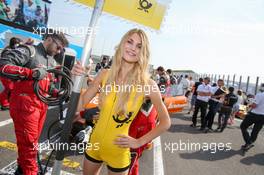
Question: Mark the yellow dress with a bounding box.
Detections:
[85,80,144,171]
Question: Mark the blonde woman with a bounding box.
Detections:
[79,29,171,175]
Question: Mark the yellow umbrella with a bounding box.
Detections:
[73,0,171,30]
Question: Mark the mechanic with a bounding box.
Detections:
[0,37,23,110]
[0,32,85,175]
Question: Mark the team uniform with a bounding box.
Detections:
[129,103,157,175]
[85,77,145,172]
[0,43,55,175]
[0,77,13,109]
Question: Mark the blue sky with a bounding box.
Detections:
[48,0,264,80]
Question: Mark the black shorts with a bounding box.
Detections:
[85,152,130,173]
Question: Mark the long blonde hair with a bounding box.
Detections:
[101,29,150,114]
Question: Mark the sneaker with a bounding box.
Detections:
[220,127,225,132]
[205,128,214,133]
[214,128,221,132]
[199,127,205,131]
[14,165,23,175]
[241,144,248,149]
[190,124,196,128]
[242,143,254,150]
[1,106,9,111]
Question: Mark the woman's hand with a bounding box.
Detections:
[71,61,87,76]
[114,134,141,149]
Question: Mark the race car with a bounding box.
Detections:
[163,95,188,113]
[83,91,188,114]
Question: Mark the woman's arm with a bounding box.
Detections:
[77,69,107,112]
[114,79,171,149]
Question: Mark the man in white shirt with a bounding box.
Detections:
[240,83,264,150]
[185,76,195,98]
[204,79,225,132]
[191,77,212,130]
[181,75,190,95]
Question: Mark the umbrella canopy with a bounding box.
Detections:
[72,0,171,30]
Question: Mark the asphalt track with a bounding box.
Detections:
[0,108,263,175]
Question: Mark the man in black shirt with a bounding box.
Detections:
[217,87,238,132]
[204,79,225,133]
[187,78,203,114]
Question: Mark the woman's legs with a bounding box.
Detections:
[83,158,103,175]
[108,169,129,175]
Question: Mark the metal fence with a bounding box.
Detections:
[196,74,263,95]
